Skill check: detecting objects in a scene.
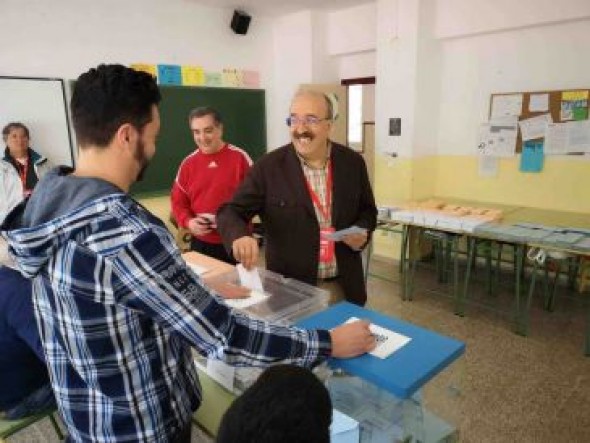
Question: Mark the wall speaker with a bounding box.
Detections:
[231,10,251,35]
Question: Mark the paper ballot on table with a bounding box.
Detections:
[236,264,264,292]
[187,262,208,276]
[322,226,367,241]
[345,317,411,359]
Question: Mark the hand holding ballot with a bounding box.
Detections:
[330,319,376,358]
[231,235,259,269]
[321,226,368,251]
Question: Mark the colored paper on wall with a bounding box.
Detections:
[520,140,544,173]
[221,68,243,87]
[130,64,157,78]
[562,90,589,101]
[561,91,588,121]
[573,107,588,121]
[204,72,222,87]
[181,66,205,86]
[242,70,260,88]
[157,65,182,85]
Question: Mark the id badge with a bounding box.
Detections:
[319,227,335,263]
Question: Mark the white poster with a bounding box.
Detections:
[477,116,518,157]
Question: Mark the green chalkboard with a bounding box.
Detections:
[131,85,266,196]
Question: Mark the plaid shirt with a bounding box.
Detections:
[300,157,337,279]
[3,194,331,442]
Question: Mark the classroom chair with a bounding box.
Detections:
[406,228,462,303]
[0,409,64,442]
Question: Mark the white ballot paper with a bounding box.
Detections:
[322,226,367,241]
[236,264,264,292]
[345,317,411,359]
[224,290,268,310]
[187,262,208,276]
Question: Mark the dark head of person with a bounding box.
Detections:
[216,364,332,443]
[70,64,161,180]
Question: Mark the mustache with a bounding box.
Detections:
[294,131,314,139]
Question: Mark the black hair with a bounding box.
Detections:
[71,64,161,148]
[188,106,223,125]
[217,364,332,443]
[2,122,30,142]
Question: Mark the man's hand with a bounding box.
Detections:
[330,320,376,358]
[188,217,213,236]
[342,231,368,251]
[232,236,259,269]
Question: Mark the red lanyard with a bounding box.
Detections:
[304,160,332,222]
[18,158,29,189]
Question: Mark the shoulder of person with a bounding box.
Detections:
[226,144,253,163]
[0,158,13,172]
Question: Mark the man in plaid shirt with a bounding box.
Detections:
[1,64,375,442]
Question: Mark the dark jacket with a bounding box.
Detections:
[217,142,377,305]
[0,266,49,410]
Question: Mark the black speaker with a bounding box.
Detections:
[231,10,251,35]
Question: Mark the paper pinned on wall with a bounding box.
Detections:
[181,65,205,86]
[520,140,544,173]
[560,90,589,121]
[528,93,549,112]
[222,68,243,87]
[204,72,222,87]
[242,70,260,88]
[544,123,569,155]
[566,120,590,153]
[491,94,523,118]
[518,113,552,141]
[130,64,157,79]
[157,65,182,85]
[478,155,499,177]
[477,116,518,157]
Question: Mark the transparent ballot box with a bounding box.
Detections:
[297,302,465,443]
[194,268,329,394]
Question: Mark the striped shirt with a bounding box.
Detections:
[3,193,331,442]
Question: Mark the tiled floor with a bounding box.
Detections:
[366,256,590,443]
[10,256,590,442]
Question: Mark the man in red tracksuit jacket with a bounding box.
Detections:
[171,107,252,263]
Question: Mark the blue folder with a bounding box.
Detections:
[297,302,465,399]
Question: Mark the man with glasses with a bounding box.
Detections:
[217,89,377,306]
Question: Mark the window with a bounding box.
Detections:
[348,84,363,145]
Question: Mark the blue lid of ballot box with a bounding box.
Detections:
[296,302,465,399]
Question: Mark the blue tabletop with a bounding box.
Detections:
[297,302,465,399]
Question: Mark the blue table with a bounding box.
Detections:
[297,302,465,400]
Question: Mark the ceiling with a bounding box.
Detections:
[188,0,374,17]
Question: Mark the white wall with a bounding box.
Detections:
[338,52,376,80]
[437,15,590,156]
[0,0,275,145]
[435,0,590,39]
[327,3,377,56]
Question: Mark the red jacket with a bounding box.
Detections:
[171,144,252,244]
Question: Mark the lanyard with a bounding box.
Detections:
[304,160,332,222]
[17,157,29,189]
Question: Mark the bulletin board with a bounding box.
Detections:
[489,88,589,153]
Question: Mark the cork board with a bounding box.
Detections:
[489,88,589,153]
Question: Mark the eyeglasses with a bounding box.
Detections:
[285,116,331,127]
